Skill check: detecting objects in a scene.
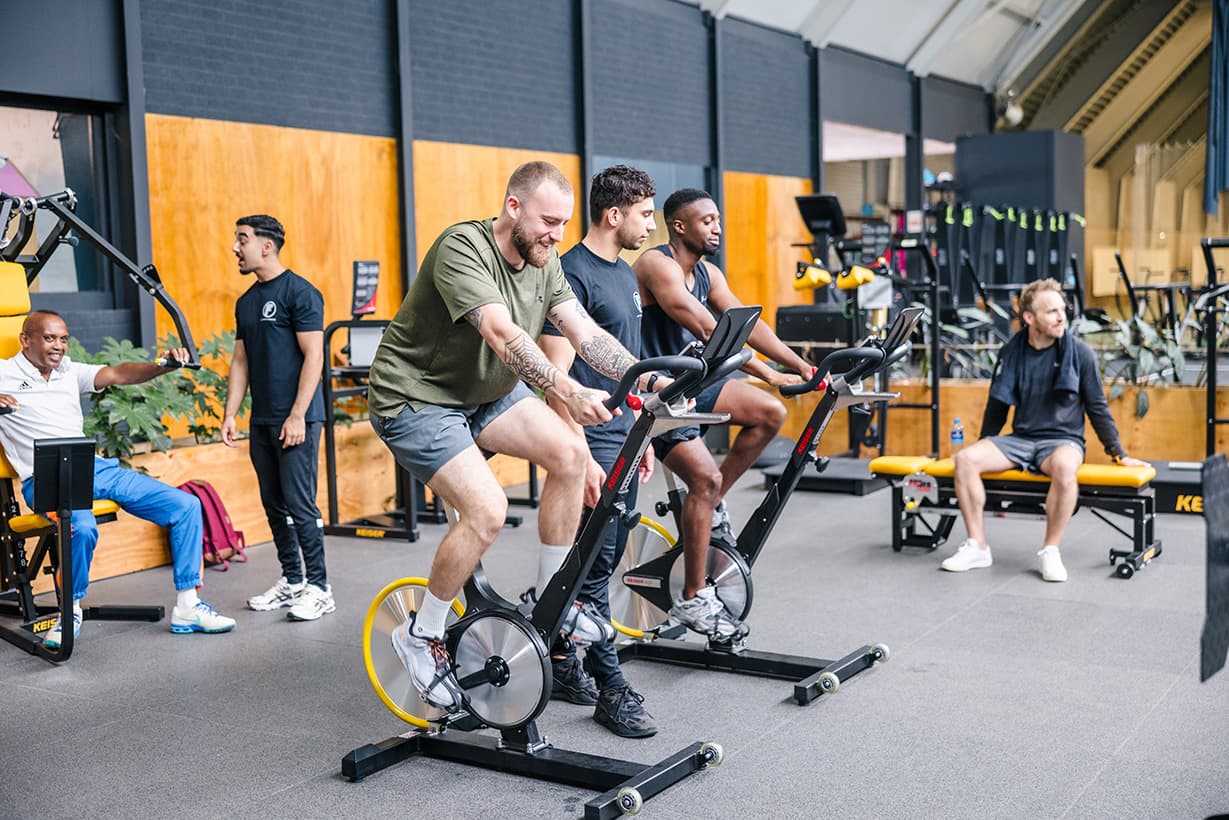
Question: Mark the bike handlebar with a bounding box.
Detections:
[0,406,12,416]
[780,346,886,396]
[153,356,202,371]
[602,355,704,411]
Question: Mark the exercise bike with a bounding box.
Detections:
[345,306,762,818]
[610,307,924,704]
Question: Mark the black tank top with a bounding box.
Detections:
[640,244,712,359]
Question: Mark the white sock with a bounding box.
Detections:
[413,590,452,639]
[536,544,573,593]
[176,588,199,610]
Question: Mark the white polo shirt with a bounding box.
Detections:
[0,353,104,482]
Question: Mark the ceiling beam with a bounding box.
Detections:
[697,0,734,20]
[797,0,857,48]
[906,0,997,78]
[983,0,1089,93]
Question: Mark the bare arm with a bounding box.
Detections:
[705,265,811,379]
[466,302,611,426]
[545,298,640,384]
[94,347,190,389]
[634,251,717,341]
[221,340,250,447]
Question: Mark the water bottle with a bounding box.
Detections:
[950,417,965,456]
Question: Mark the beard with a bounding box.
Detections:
[511,220,553,268]
[616,223,648,252]
[681,233,720,257]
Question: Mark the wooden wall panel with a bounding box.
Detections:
[764,379,1229,465]
[145,114,403,348]
[722,171,813,331]
[411,141,583,263]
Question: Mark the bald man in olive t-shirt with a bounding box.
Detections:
[366,161,647,712]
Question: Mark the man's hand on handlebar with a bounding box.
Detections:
[564,386,615,426]
[157,347,191,368]
[764,369,804,388]
[0,393,17,415]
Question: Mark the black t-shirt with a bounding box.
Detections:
[235,269,325,424]
[542,243,641,448]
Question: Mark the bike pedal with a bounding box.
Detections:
[707,635,748,654]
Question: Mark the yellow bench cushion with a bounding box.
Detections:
[923,457,1155,488]
[869,455,937,476]
[7,500,121,535]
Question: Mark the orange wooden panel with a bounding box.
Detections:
[145,114,403,349]
[411,141,583,264]
[721,171,813,331]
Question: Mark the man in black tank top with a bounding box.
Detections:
[634,189,813,635]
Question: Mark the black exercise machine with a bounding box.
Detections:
[612,307,922,703]
[344,308,764,817]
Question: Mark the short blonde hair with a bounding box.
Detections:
[505,161,573,201]
[1019,278,1064,316]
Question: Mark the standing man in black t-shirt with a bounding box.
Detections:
[540,165,659,738]
[221,215,332,620]
[942,278,1146,581]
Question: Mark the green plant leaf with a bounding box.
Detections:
[1108,383,1124,400]
[1136,389,1149,419]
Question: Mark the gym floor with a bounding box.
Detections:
[0,467,1222,819]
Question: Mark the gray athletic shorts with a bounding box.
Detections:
[986,435,1084,473]
[370,382,535,484]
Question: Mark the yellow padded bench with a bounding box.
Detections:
[869,455,1162,579]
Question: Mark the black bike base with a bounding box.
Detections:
[761,456,888,496]
[343,729,715,819]
[0,594,163,661]
[618,637,882,705]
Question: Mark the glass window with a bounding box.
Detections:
[0,105,105,293]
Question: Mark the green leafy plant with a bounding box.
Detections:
[67,330,249,464]
[1074,314,1184,419]
[68,336,195,462]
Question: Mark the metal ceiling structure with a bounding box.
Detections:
[695,0,1092,93]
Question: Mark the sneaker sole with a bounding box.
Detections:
[940,561,992,572]
[170,623,236,634]
[286,601,337,621]
[551,686,598,706]
[247,599,298,611]
[593,710,658,738]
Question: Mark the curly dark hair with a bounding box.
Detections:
[589,165,656,224]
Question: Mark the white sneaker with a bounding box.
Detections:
[247,577,305,611]
[171,600,236,634]
[560,599,616,646]
[390,615,463,711]
[669,586,746,639]
[287,583,336,621]
[940,539,993,572]
[1038,546,1068,582]
[43,602,83,649]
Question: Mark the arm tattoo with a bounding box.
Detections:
[503,331,564,393]
[579,331,637,381]
[464,307,484,331]
[549,300,591,335]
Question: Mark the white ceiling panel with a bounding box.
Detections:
[695,0,1089,91]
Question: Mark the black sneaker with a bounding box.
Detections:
[551,651,599,705]
[594,685,658,738]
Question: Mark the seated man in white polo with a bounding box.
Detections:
[942,279,1147,581]
[0,310,235,646]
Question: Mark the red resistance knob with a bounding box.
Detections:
[626,394,643,411]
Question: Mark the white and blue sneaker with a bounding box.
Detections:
[171,600,237,634]
[43,602,83,649]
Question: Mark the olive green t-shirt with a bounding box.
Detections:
[367,218,575,414]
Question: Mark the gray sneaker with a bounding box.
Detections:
[669,586,746,640]
[551,651,599,705]
[594,685,658,738]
